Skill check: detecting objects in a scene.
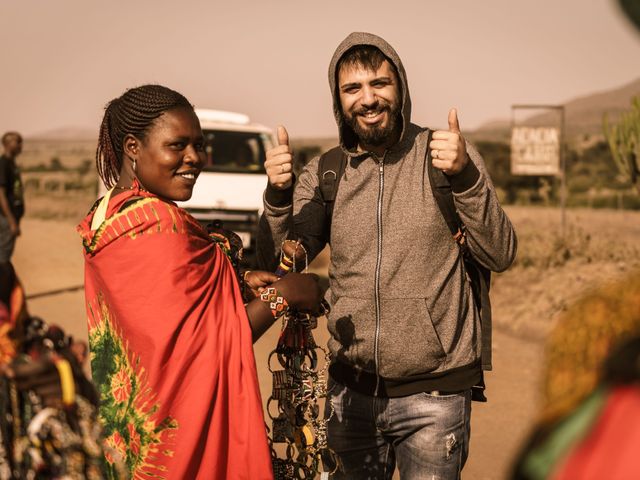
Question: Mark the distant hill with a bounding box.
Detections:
[28,127,97,141]
[467,118,512,144]
[470,77,640,145]
[27,77,640,148]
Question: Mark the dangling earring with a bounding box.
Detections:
[132,158,137,172]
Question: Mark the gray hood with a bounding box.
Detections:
[328,32,412,153]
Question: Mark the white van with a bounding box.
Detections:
[177,109,274,260]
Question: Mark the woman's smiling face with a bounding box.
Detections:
[133,107,205,202]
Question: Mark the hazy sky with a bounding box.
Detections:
[2,0,639,139]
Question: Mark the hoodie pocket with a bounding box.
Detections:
[326,296,377,371]
[377,298,446,377]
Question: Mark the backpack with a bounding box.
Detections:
[317,131,492,400]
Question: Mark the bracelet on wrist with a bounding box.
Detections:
[259,287,289,319]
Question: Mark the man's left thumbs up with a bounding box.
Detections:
[448,108,461,134]
[429,107,468,175]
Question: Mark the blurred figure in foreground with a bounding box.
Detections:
[512,270,640,479]
[0,264,107,479]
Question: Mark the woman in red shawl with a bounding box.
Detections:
[77,85,322,479]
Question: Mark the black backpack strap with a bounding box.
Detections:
[426,129,493,382]
[425,130,467,247]
[318,146,347,242]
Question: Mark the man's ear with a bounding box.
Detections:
[123,134,139,159]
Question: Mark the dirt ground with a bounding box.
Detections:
[12,206,640,479]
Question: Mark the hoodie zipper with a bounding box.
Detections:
[374,153,385,396]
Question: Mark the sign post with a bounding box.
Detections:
[511,105,566,237]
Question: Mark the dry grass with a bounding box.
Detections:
[492,206,640,340]
[508,206,640,268]
[25,190,97,221]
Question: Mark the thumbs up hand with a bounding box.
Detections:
[429,108,469,175]
[265,125,294,190]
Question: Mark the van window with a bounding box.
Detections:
[202,130,267,174]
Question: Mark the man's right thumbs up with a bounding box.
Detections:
[266,125,294,190]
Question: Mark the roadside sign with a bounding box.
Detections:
[510,104,567,238]
[510,126,561,175]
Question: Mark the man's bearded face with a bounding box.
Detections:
[338,60,402,149]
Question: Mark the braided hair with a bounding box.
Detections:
[96,85,193,189]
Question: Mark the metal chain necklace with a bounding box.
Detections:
[267,240,339,479]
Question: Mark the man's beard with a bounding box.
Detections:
[345,102,402,147]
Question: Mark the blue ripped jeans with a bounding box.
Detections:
[324,377,472,480]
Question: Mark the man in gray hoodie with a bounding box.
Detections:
[258,32,517,479]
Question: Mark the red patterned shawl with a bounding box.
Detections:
[77,187,272,479]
